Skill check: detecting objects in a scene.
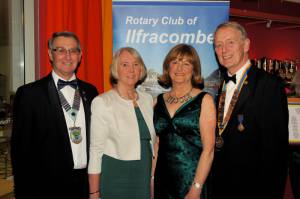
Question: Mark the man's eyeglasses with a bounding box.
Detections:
[52,47,81,56]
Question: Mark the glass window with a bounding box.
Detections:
[0,0,24,122]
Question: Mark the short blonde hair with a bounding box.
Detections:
[110,47,147,86]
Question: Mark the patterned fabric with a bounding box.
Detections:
[154,92,209,199]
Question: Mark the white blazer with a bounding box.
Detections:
[88,89,156,174]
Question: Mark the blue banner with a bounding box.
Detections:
[113,0,229,96]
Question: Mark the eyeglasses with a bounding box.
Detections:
[52,47,81,56]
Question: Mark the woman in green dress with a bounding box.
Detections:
[88,47,156,199]
[153,44,216,199]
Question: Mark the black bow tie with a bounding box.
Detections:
[57,79,78,90]
[224,73,236,84]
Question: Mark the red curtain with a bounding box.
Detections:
[36,0,107,92]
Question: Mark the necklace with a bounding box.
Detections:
[115,88,139,101]
[166,88,193,104]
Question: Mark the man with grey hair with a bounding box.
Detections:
[11,31,98,199]
[212,22,289,199]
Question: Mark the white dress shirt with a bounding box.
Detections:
[52,71,87,169]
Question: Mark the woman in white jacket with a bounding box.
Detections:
[88,47,156,199]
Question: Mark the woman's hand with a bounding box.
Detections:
[184,186,201,199]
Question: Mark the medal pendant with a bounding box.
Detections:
[237,114,245,132]
[69,126,82,144]
[216,136,224,148]
[238,123,245,132]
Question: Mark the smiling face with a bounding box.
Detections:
[117,50,142,88]
[169,56,193,86]
[214,26,250,74]
[48,36,82,80]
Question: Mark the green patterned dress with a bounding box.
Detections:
[154,92,209,199]
[100,107,152,199]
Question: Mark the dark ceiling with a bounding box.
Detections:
[230,0,300,18]
[230,0,300,29]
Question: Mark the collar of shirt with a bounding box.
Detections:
[224,60,251,117]
[227,60,251,86]
[52,71,76,90]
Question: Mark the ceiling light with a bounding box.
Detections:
[283,0,300,3]
[266,20,272,28]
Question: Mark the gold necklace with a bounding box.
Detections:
[166,88,193,104]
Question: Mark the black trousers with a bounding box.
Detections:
[14,168,89,199]
[68,168,89,199]
[289,149,300,199]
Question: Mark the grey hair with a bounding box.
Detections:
[214,21,248,40]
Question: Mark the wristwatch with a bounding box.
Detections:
[192,181,203,189]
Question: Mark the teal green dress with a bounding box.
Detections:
[154,92,209,199]
[100,107,152,199]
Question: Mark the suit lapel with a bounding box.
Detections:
[218,66,256,135]
[77,80,91,148]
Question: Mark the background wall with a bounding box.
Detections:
[230,0,300,67]
[238,21,300,61]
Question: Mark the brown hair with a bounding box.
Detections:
[158,43,203,89]
[48,31,81,51]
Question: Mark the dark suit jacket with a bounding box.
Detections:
[10,73,98,199]
[212,66,289,199]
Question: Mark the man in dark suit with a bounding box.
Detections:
[212,22,289,199]
[11,31,99,199]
